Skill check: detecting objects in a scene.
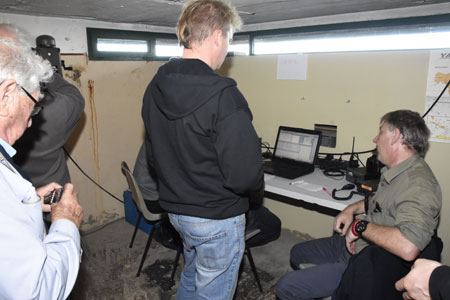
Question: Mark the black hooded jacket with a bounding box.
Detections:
[142,58,264,219]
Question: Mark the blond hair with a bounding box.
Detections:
[177,0,242,48]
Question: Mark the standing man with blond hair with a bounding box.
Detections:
[142,0,264,299]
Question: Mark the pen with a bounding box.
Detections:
[289,180,304,185]
[322,187,332,196]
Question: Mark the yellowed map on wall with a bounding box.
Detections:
[425,50,450,143]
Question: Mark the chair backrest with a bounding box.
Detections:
[121,161,161,222]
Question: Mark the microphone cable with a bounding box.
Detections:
[63,147,124,203]
[423,80,450,118]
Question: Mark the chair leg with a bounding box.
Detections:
[80,236,88,258]
[170,246,183,281]
[246,247,263,292]
[129,212,142,248]
[136,224,156,277]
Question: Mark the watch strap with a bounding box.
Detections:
[351,219,361,237]
[352,219,368,237]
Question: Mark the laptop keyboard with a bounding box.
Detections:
[263,159,313,179]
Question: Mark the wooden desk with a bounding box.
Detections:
[264,169,363,211]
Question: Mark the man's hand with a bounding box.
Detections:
[333,200,365,235]
[395,258,442,300]
[345,224,359,254]
[334,208,353,235]
[51,183,83,228]
[36,182,63,213]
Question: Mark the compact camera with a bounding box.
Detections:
[43,188,64,205]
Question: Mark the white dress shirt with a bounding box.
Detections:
[0,138,81,300]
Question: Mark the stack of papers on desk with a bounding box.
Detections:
[290,181,323,192]
[264,174,322,192]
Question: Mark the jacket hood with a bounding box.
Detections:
[150,58,236,120]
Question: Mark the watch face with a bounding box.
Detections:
[355,220,367,234]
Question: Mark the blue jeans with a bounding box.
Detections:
[276,234,351,300]
[169,213,246,300]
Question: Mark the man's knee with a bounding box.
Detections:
[290,242,304,266]
[276,275,293,300]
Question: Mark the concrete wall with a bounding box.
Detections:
[2,13,449,264]
[60,56,164,228]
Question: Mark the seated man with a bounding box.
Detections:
[133,142,280,250]
[133,143,163,213]
[276,110,441,300]
[133,143,181,249]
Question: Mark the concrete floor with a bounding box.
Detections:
[70,218,312,300]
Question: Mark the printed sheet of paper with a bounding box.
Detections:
[425,50,450,143]
[277,54,308,80]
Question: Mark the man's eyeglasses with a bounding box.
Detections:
[20,86,43,116]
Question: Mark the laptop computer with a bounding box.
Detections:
[263,126,322,179]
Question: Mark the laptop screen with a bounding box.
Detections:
[274,127,321,164]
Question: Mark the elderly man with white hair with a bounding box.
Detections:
[0,27,83,300]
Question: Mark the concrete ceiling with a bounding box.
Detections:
[2,0,450,31]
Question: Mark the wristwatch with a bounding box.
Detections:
[351,219,369,237]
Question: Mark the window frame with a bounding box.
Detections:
[87,27,178,61]
[86,14,450,61]
[241,13,450,55]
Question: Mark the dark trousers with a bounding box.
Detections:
[334,245,410,300]
[276,234,351,300]
[334,235,443,300]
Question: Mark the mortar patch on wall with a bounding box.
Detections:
[65,65,85,87]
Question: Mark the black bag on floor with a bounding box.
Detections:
[154,218,182,250]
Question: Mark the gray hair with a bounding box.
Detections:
[381,110,430,156]
[0,35,53,93]
[0,23,32,49]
